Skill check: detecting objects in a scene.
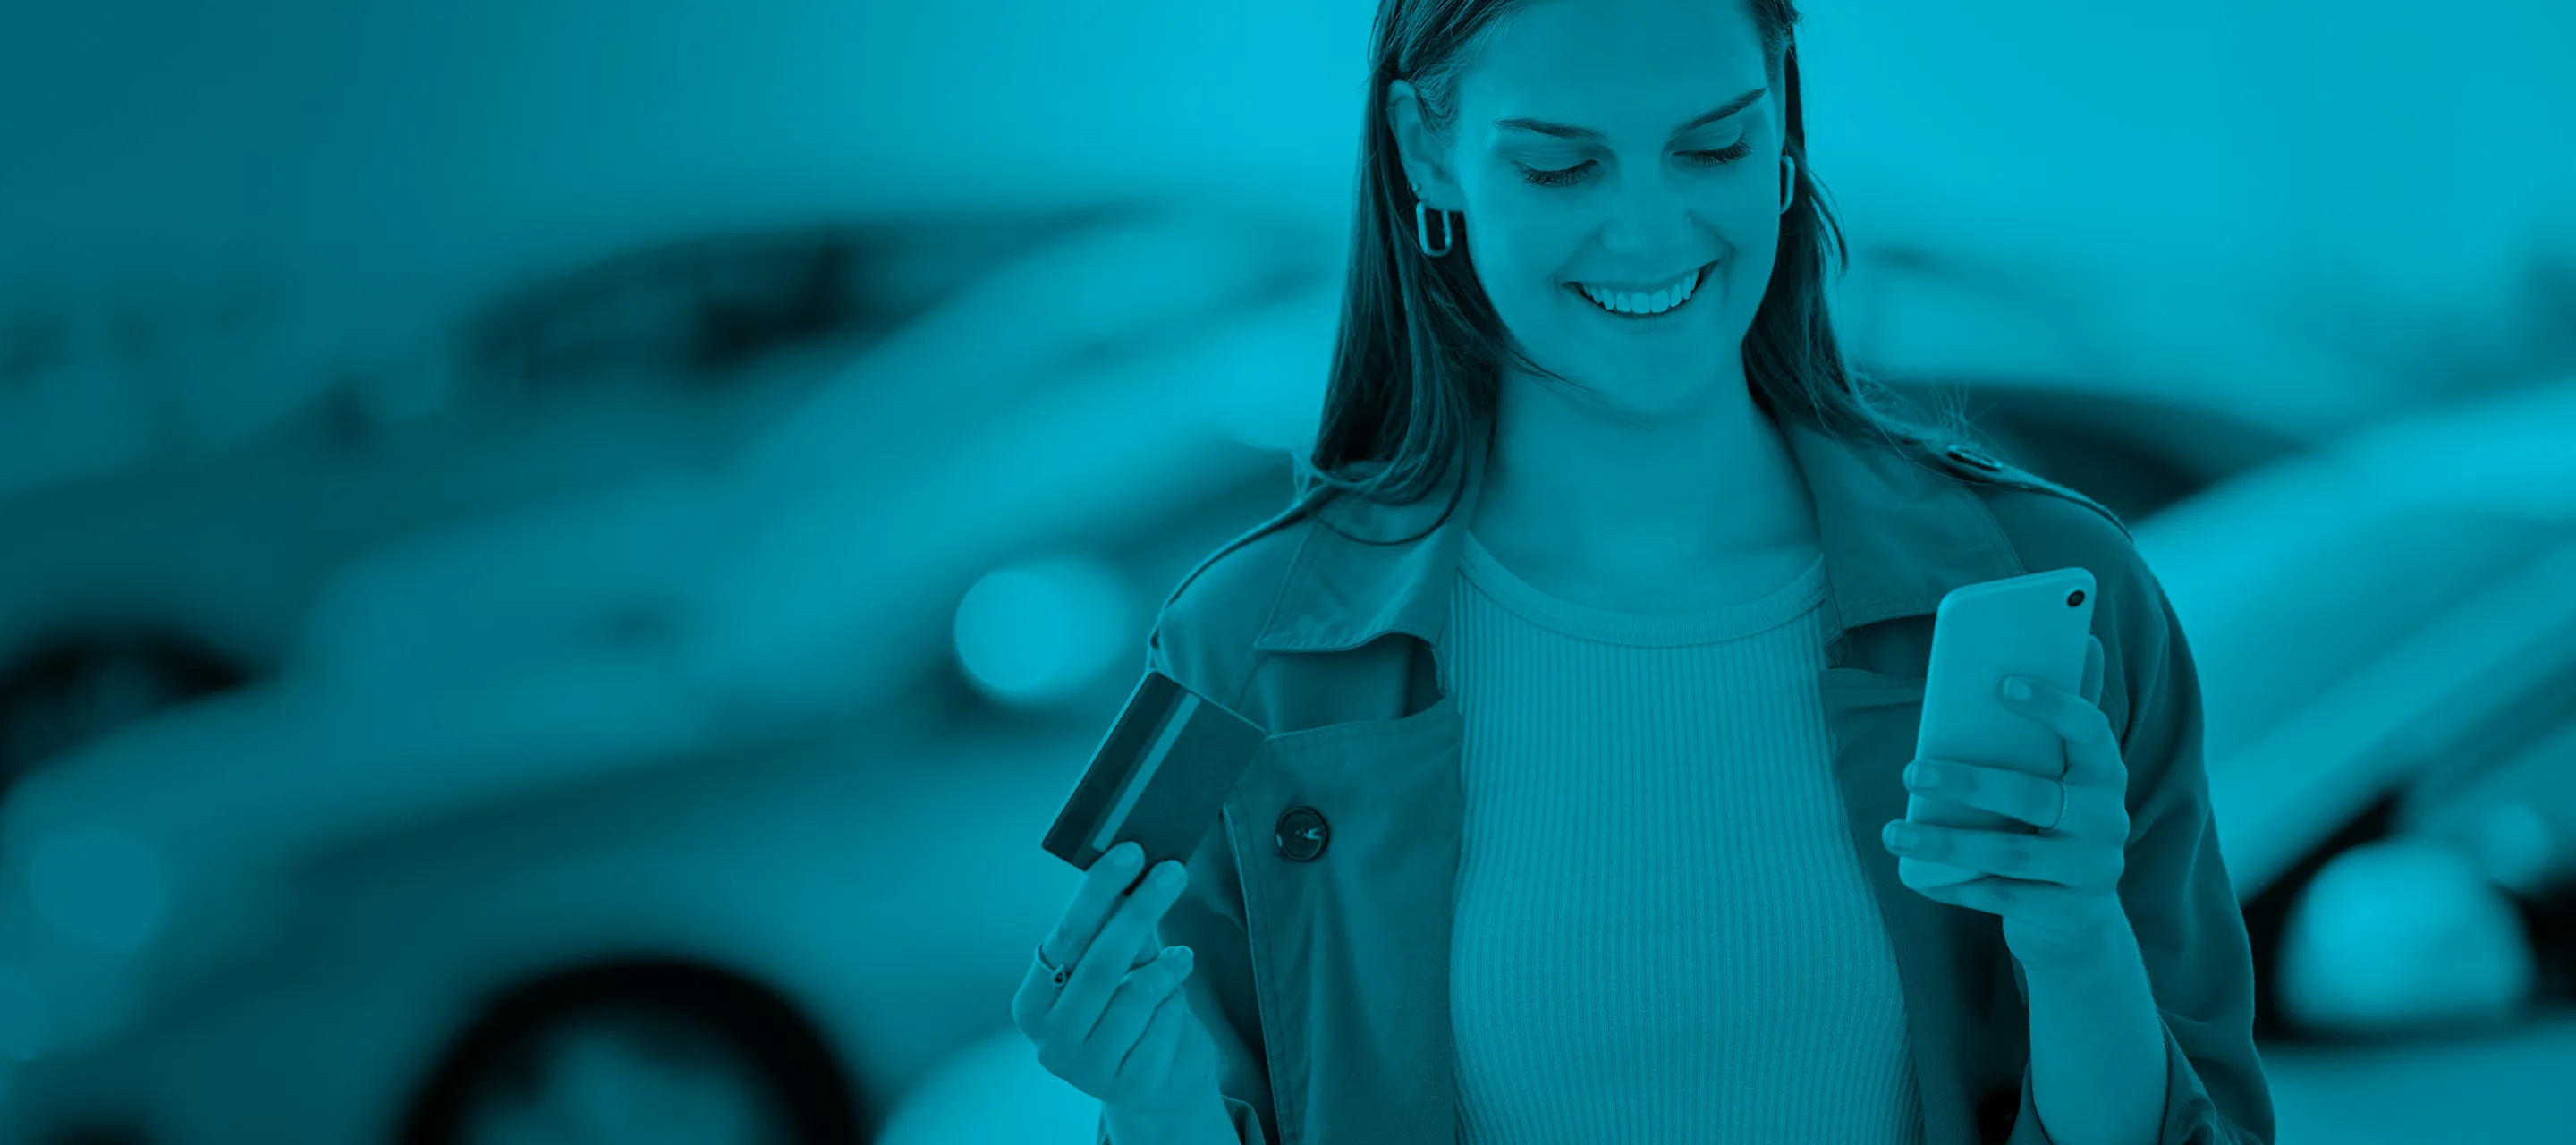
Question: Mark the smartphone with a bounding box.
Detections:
[1042,669,1267,895]
[1900,566,2097,890]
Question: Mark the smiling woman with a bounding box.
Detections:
[1310,0,1982,518]
[1016,3,2277,1145]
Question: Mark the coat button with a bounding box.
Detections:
[1274,807,1329,861]
[1944,445,2003,471]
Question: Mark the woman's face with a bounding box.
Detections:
[1390,0,1791,417]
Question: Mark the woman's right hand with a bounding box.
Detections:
[1012,841,1222,1122]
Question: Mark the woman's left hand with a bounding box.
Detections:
[1883,640,2136,970]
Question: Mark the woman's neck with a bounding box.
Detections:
[1470,375,1820,597]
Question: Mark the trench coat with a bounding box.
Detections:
[1097,410,2275,1145]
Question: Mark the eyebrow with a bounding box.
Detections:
[1493,86,1767,143]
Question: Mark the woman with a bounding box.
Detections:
[1012,1,2276,1142]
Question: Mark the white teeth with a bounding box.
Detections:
[1580,267,1698,315]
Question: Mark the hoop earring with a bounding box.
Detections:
[1411,193,1453,259]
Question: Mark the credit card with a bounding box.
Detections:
[1042,669,1266,881]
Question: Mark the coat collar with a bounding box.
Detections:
[1252,410,2025,655]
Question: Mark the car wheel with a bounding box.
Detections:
[396,956,868,1145]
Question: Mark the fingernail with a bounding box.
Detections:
[1885,822,1916,849]
[1904,762,1936,789]
[2003,678,2032,702]
[1109,844,1140,868]
[1173,946,1195,963]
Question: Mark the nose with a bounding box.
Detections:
[1591,174,1698,265]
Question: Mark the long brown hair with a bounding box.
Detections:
[1292,0,1977,538]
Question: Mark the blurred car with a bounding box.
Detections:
[0,201,2363,1142]
[0,200,1149,721]
[1,470,1303,1145]
[0,196,1346,1143]
[2131,372,2576,1142]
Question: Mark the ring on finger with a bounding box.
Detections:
[1036,938,1071,989]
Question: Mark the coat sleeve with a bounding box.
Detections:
[1097,625,1277,1145]
[2004,564,2278,1145]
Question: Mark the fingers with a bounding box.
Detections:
[1127,928,1164,971]
[1017,844,1174,1039]
[1091,946,1195,1068]
[1049,858,1191,1040]
[1885,820,2121,890]
[1039,842,1151,973]
[1118,980,1190,1083]
[1906,758,2064,831]
[1997,675,2123,786]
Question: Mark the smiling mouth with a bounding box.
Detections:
[1565,260,1718,317]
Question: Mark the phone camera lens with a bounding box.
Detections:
[2067,590,2086,606]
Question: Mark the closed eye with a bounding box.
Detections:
[1517,139,1756,188]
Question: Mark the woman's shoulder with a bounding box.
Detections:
[1145,496,1322,705]
[1916,439,2132,544]
[1902,434,2174,619]
[1900,438,2144,592]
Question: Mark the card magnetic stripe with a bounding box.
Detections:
[1089,691,1199,852]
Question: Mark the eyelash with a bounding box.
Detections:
[1516,139,1756,187]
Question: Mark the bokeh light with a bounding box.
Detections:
[28,823,167,955]
[952,556,1133,706]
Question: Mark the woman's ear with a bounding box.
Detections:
[1385,81,1463,210]
[1778,152,1798,214]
